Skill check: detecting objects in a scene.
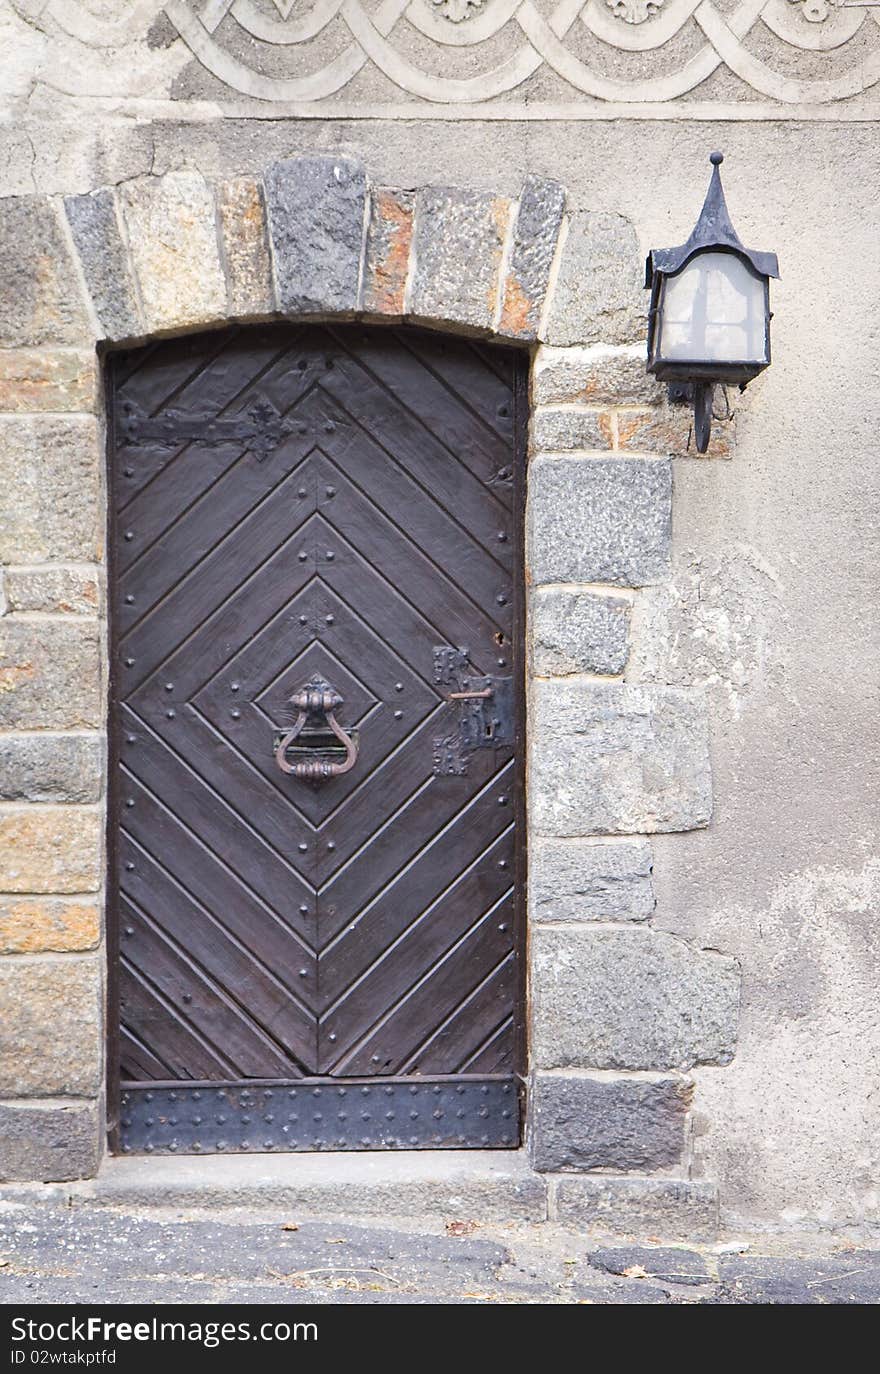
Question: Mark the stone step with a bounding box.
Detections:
[0,1152,719,1238]
[3,1150,547,1223]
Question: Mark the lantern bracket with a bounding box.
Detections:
[667,381,734,455]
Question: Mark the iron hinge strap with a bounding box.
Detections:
[118,397,298,462]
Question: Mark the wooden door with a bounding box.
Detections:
[107,325,526,1154]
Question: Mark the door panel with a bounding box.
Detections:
[108,324,526,1154]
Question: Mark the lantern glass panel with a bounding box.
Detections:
[658,251,767,365]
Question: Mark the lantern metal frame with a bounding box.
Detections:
[645,153,779,452]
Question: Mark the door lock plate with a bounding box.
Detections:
[432,647,514,776]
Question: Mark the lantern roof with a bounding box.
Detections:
[645,153,779,288]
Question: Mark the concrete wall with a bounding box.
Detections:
[0,0,878,1231]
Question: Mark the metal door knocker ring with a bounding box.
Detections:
[274,677,359,780]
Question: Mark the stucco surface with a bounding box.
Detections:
[0,70,875,1231]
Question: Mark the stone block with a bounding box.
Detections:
[530,838,654,923]
[0,733,103,803]
[0,897,100,954]
[0,197,90,346]
[119,172,226,334]
[4,566,101,614]
[533,346,662,407]
[499,175,566,340]
[0,955,102,1096]
[531,1074,691,1172]
[555,1176,719,1240]
[64,189,141,342]
[545,211,647,347]
[217,177,274,319]
[0,350,96,412]
[0,1099,101,1182]
[528,457,671,587]
[263,156,366,315]
[617,405,734,459]
[531,408,612,453]
[529,680,712,835]
[362,187,415,317]
[0,416,101,563]
[532,927,740,1070]
[0,808,102,894]
[531,587,630,676]
[410,187,509,332]
[0,619,101,729]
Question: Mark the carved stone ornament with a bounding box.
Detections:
[430,0,488,20]
[605,0,663,23]
[787,0,840,21]
[148,0,880,111]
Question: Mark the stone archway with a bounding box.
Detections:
[64,158,566,347]
[0,157,736,1237]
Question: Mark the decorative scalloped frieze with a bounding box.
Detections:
[158,0,880,109]
[10,0,880,111]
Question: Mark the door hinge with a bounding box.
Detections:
[118,396,293,462]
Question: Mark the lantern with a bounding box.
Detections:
[645,153,779,452]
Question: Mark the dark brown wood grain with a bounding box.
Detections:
[107,324,526,1148]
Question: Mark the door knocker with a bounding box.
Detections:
[273,676,359,781]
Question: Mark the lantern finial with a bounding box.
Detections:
[646,153,778,286]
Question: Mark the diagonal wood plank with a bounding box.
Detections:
[121,894,301,1078]
[120,833,316,1060]
[319,832,514,1066]
[119,474,319,689]
[326,327,515,496]
[319,812,514,1009]
[118,449,313,636]
[121,708,317,943]
[120,960,239,1080]
[317,752,510,927]
[329,896,515,1076]
[400,956,517,1075]
[396,332,517,443]
[315,425,513,619]
[119,762,318,980]
[457,1012,516,1075]
[320,356,514,546]
[119,1025,176,1082]
[116,330,292,509]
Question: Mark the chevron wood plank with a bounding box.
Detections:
[119,834,317,1057]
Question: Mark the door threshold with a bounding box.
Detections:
[9,1149,548,1223]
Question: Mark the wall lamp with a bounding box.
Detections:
[645,152,779,453]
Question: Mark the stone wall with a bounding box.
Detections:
[0,153,728,1227]
[0,387,105,1181]
[526,344,739,1228]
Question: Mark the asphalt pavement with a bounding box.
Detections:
[0,1202,878,1304]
